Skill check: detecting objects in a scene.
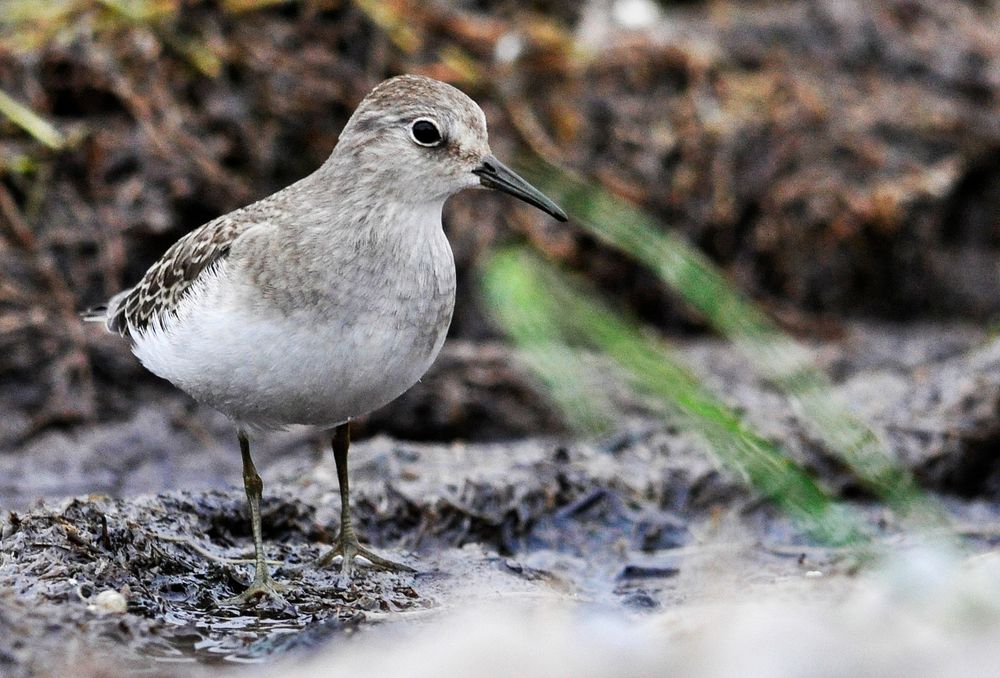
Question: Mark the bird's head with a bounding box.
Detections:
[332,75,566,222]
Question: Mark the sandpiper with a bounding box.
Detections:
[84,75,567,604]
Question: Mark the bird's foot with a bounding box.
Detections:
[220,572,288,607]
[315,534,414,577]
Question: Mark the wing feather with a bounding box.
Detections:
[107,215,248,336]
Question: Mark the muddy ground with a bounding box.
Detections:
[2,322,999,676]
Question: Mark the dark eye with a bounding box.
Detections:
[410,118,443,147]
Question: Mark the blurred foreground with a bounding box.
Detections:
[281,548,1000,678]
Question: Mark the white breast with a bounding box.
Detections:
[131,215,456,430]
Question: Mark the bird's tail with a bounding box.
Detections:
[80,305,109,322]
[80,288,131,330]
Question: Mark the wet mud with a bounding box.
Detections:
[0,430,724,674]
[1,0,998,446]
[2,323,999,676]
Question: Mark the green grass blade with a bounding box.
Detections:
[517,160,941,525]
[481,246,621,434]
[0,88,65,150]
[482,247,870,546]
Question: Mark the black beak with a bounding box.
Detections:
[473,155,568,222]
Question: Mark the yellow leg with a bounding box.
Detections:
[221,430,288,605]
[316,422,414,575]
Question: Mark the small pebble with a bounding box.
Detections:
[805,570,824,578]
[89,589,127,614]
[494,32,523,64]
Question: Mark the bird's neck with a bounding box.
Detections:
[300,159,447,250]
[240,169,453,316]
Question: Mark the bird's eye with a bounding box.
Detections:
[410,118,443,147]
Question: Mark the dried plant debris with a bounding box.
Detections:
[675,322,1000,498]
[0,490,423,675]
[0,430,745,673]
[1,0,997,443]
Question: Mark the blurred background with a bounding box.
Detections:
[1,0,997,475]
[1,0,999,674]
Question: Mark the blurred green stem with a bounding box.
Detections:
[483,248,870,546]
[517,160,944,528]
[0,88,65,150]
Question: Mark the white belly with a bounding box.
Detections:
[131,260,454,430]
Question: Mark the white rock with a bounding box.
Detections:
[90,589,127,615]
